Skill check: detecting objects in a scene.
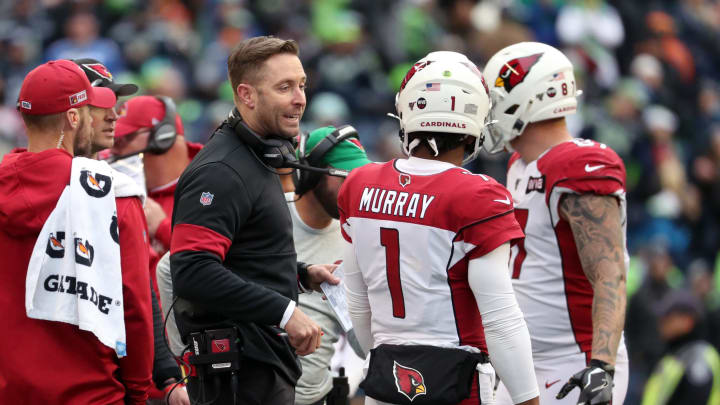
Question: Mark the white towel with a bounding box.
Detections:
[25,157,138,357]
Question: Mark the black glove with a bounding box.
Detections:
[556,359,614,405]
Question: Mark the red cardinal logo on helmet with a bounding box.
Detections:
[400,61,433,92]
[495,53,543,93]
[393,361,427,401]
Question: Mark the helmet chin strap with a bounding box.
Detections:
[407,138,421,155]
[427,137,439,156]
[405,137,439,157]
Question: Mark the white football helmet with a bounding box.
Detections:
[482,42,580,153]
[395,51,492,164]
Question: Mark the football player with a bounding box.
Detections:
[340,52,539,405]
[483,42,629,405]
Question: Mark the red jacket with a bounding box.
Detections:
[0,148,153,405]
[147,142,202,293]
[149,141,203,251]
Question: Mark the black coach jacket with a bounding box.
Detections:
[170,119,301,384]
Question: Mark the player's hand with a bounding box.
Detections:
[306,263,340,293]
[143,197,167,238]
[284,307,322,356]
[556,360,614,405]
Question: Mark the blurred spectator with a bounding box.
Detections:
[690,126,720,266]
[687,259,720,352]
[625,244,677,403]
[45,11,124,73]
[556,0,624,49]
[305,91,350,129]
[641,290,720,405]
[628,105,700,262]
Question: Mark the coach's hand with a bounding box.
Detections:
[285,307,323,356]
[556,360,614,405]
[306,263,340,293]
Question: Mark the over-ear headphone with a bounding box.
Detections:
[146,96,178,154]
[226,108,298,168]
[293,125,359,196]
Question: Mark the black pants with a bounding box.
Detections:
[187,358,295,405]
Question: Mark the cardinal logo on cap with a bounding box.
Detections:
[83,63,113,80]
[69,90,88,106]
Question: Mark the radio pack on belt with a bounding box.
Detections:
[188,328,242,377]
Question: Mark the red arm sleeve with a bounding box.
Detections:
[116,197,153,404]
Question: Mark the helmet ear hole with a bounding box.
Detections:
[504,105,520,115]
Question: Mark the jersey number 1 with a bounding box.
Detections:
[381,228,405,318]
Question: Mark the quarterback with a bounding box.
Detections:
[340,52,539,405]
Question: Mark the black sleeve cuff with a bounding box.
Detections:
[297,261,312,293]
[154,366,183,389]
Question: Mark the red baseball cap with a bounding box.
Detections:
[115,95,184,138]
[17,59,117,115]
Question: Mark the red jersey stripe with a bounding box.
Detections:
[554,219,593,360]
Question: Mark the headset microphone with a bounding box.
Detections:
[283,161,349,177]
[104,152,140,164]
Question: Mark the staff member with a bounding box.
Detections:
[0,60,153,404]
[170,36,338,404]
[73,60,190,405]
[289,126,371,405]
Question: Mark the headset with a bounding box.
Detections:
[104,96,178,163]
[146,96,178,154]
[226,108,298,168]
[293,125,358,196]
[226,108,350,179]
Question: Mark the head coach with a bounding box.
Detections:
[169,36,339,404]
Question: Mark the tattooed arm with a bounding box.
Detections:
[559,194,626,365]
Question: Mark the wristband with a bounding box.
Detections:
[590,359,615,376]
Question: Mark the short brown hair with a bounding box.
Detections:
[21,111,65,132]
[227,36,299,91]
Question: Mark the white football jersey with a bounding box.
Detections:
[338,158,522,353]
[506,139,629,363]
